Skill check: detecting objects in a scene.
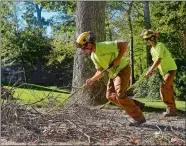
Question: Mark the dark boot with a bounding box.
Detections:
[139,102,145,110]
[129,118,146,126]
[163,109,178,117]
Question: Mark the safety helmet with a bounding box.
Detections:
[141,29,160,39]
[76,31,95,48]
[142,29,155,39]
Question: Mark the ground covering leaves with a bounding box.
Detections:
[1,100,185,145]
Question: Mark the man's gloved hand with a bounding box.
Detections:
[86,79,94,86]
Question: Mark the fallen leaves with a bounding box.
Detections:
[171,137,184,145]
[129,136,141,145]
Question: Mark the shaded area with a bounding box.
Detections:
[103,103,186,115]
[2,83,70,94]
[143,106,186,115]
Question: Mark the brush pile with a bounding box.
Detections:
[1,95,186,145]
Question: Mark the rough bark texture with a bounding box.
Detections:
[71,1,107,106]
[142,1,152,67]
[128,2,134,85]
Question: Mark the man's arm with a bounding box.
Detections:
[144,57,161,78]
[86,68,104,86]
[90,68,104,82]
[113,40,128,66]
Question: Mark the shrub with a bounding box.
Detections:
[133,72,161,99]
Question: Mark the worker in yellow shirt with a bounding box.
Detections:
[76,31,146,126]
[141,29,178,117]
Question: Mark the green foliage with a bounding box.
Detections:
[22,2,39,27]
[106,2,147,75]
[47,31,75,66]
[1,1,23,66]
[134,73,161,99]
[106,1,130,41]
[1,1,76,86]
[151,2,186,33]
[150,1,186,100]
[174,59,186,101]
[16,28,51,71]
[35,1,76,14]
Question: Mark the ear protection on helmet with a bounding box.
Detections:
[87,31,96,43]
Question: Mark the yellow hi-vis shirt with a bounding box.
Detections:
[151,42,177,76]
[91,40,129,79]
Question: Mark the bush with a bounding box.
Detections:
[133,72,161,99]
[174,59,186,101]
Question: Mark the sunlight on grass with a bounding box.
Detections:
[4,84,185,111]
[12,87,70,107]
[135,98,186,111]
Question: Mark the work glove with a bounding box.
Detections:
[86,79,94,86]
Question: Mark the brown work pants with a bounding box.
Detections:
[160,70,177,111]
[106,64,145,121]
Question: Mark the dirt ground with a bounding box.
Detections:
[1,104,186,145]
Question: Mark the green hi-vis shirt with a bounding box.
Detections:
[91,40,129,79]
[151,42,177,76]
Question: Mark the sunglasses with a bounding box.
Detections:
[82,47,88,50]
[144,37,151,41]
[81,43,89,50]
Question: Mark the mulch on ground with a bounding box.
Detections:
[1,100,185,145]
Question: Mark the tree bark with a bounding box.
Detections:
[142,1,152,67]
[71,1,107,106]
[35,4,43,28]
[128,2,134,85]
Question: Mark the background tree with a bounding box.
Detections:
[127,2,135,85]
[142,1,152,67]
[106,1,135,85]
[1,1,76,86]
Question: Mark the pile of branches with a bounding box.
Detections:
[1,88,186,145]
[1,84,102,144]
[2,100,71,143]
[1,98,119,145]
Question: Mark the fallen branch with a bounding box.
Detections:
[66,119,98,144]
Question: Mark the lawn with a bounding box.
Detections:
[4,83,186,112]
[5,83,70,108]
[135,97,186,112]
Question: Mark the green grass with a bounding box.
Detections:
[5,84,70,107]
[4,83,70,94]
[135,97,186,112]
[3,83,186,112]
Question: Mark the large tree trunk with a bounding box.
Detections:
[71,1,107,106]
[142,1,152,67]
